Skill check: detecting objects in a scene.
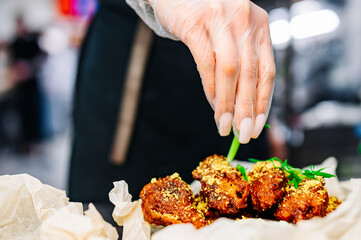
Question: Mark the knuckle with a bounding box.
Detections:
[264,63,276,81]
[198,60,215,72]
[259,93,271,104]
[259,62,276,83]
[241,98,254,114]
[243,66,258,82]
[221,62,238,77]
[202,78,215,93]
[207,0,223,15]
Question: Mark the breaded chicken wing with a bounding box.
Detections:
[192,155,250,215]
[193,194,220,223]
[140,173,207,229]
[248,161,288,212]
[275,177,329,223]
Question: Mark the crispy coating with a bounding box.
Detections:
[192,155,250,215]
[275,177,329,223]
[140,173,207,229]
[248,161,288,212]
[326,195,342,215]
[193,194,220,223]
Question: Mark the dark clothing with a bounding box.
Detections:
[68,1,270,203]
[8,33,42,144]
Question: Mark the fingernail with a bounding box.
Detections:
[239,118,253,144]
[251,114,266,139]
[218,113,232,136]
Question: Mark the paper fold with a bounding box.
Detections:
[0,174,118,240]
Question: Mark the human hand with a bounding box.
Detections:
[127,0,276,143]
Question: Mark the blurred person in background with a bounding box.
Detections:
[7,16,45,153]
[68,0,276,220]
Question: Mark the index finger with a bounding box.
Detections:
[251,28,276,139]
[213,28,240,136]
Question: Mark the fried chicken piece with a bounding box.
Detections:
[275,177,329,223]
[248,161,288,212]
[140,173,207,229]
[193,194,220,223]
[192,155,250,215]
[326,195,342,215]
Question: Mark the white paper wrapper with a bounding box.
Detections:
[109,181,150,240]
[0,174,69,240]
[40,203,119,240]
[0,173,118,240]
[110,157,361,240]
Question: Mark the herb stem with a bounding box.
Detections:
[227,136,240,162]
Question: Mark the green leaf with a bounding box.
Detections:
[246,156,335,189]
[289,178,300,189]
[248,158,261,163]
[264,123,271,129]
[226,136,240,162]
[312,172,335,178]
[236,164,248,181]
[301,166,335,179]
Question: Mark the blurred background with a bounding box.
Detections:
[0,0,360,192]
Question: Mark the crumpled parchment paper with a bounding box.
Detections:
[109,181,150,240]
[40,202,118,240]
[0,174,118,240]
[0,174,69,240]
[109,157,361,240]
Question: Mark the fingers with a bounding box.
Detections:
[234,35,258,143]
[251,28,276,139]
[187,24,238,138]
[185,28,216,107]
[183,0,274,141]
[213,28,239,136]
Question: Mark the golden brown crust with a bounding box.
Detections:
[326,195,342,215]
[275,177,329,223]
[140,173,207,229]
[248,161,288,212]
[193,194,220,224]
[139,156,341,228]
[192,155,250,215]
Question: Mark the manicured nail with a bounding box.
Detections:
[251,114,266,139]
[239,118,253,143]
[218,113,232,136]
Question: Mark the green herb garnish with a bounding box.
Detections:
[226,136,240,162]
[236,164,248,181]
[247,157,335,188]
[226,124,271,162]
[248,158,260,163]
[303,165,335,179]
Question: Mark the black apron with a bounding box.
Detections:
[68,0,270,204]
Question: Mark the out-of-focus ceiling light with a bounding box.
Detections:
[290,9,340,40]
[270,19,291,46]
[269,7,291,50]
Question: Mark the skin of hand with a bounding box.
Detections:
[149,0,276,143]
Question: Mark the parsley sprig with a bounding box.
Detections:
[248,157,335,188]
